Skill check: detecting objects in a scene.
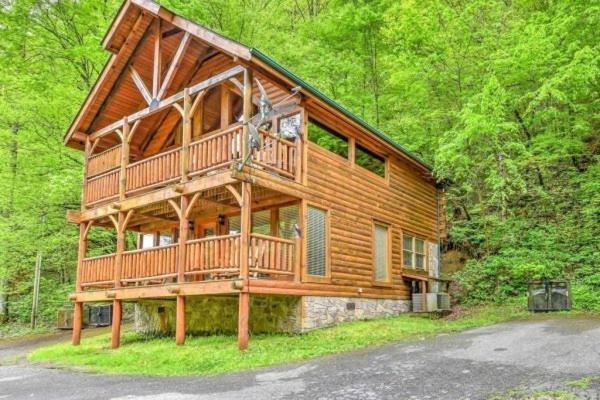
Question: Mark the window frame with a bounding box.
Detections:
[372,220,393,286]
[303,203,331,284]
[354,142,388,181]
[307,118,350,163]
[402,232,428,271]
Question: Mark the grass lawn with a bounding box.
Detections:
[28,305,537,376]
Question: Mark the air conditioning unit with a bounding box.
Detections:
[57,307,74,330]
[412,293,451,312]
[88,304,113,327]
[528,281,571,311]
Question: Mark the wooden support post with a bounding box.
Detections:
[297,199,307,282]
[270,208,278,236]
[177,195,189,283]
[176,295,186,345]
[152,18,161,100]
[242,68,253,158]
[111,299,122,349]
[76,223,88,293]
[238,292,249,351]
[238,181,251,350]
[114,212,126,288]
[72,301,83,346]
[181,88,191,183]
[119,118,130,201]
[220,85,230,129]
[82,138,91,209]
[239,182,251,282]
[421,280,428,312]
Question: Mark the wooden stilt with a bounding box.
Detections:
[238,292,249,350]
[421,281,428,312]
[72,301,83,346]
[111,299,122,349]
[237,68,253,352]
[176,295,186,345]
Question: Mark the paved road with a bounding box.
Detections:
[1,318,600,400]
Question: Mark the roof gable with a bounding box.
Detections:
[64,0,431,172]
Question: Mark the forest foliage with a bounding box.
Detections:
[0,0,598,325]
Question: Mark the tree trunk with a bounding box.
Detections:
[0,123,20,322]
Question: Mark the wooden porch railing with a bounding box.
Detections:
[125,147,181,193]
[185,234,241,276]
[249,233,295,276]
[189,125,243,176]
[85,169,119,205]
[83,124,300,206]
[80,254,115,287]
[77,233,297,290]
[252,130,297,179]
[87,145,121,177]
[121,244,179,284]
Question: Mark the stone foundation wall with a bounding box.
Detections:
[300,296,411,331]
[134,295,410,335]
[135,295,301,335]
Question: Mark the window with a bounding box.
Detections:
[229,215,240,234]
[278,204,298,240]
[159,231,174,246]
[228,209,272,235]
[308,120,348,159]
[356,144,386,177]
[252,209,271,235]
[141,233,155,249]
[373,223,391,282]
[403,234,427,270]
[306,206,328,277]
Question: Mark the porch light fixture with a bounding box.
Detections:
[218,214,226,225]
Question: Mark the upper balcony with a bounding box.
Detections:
[84,124,300,207]
[80,65,304,209]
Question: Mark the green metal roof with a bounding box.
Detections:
[249,48,432,171]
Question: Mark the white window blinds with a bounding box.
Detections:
[374,224,389,281]
[307,206,327,276]
[278,204,298,240]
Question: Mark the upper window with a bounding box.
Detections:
[228,210,272,235]
[306,206,328,277]
[278,204,299,240]
[356,144,386,177]
[229,215,240,235]
[373,222,391,282]
[252,209,271,235]
[308,120,348,159]
[403,234,426,270]
[141,233,155,249]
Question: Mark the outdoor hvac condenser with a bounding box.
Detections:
[528,281,571,311]
[57,306,74,330]
[88,304,113,327]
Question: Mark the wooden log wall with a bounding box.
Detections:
[303,110,439,299]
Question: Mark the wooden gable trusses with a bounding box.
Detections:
[128,19,191,109]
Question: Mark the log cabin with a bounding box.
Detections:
[65,0,445,350]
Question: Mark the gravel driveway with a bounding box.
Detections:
[1,317,599,400]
